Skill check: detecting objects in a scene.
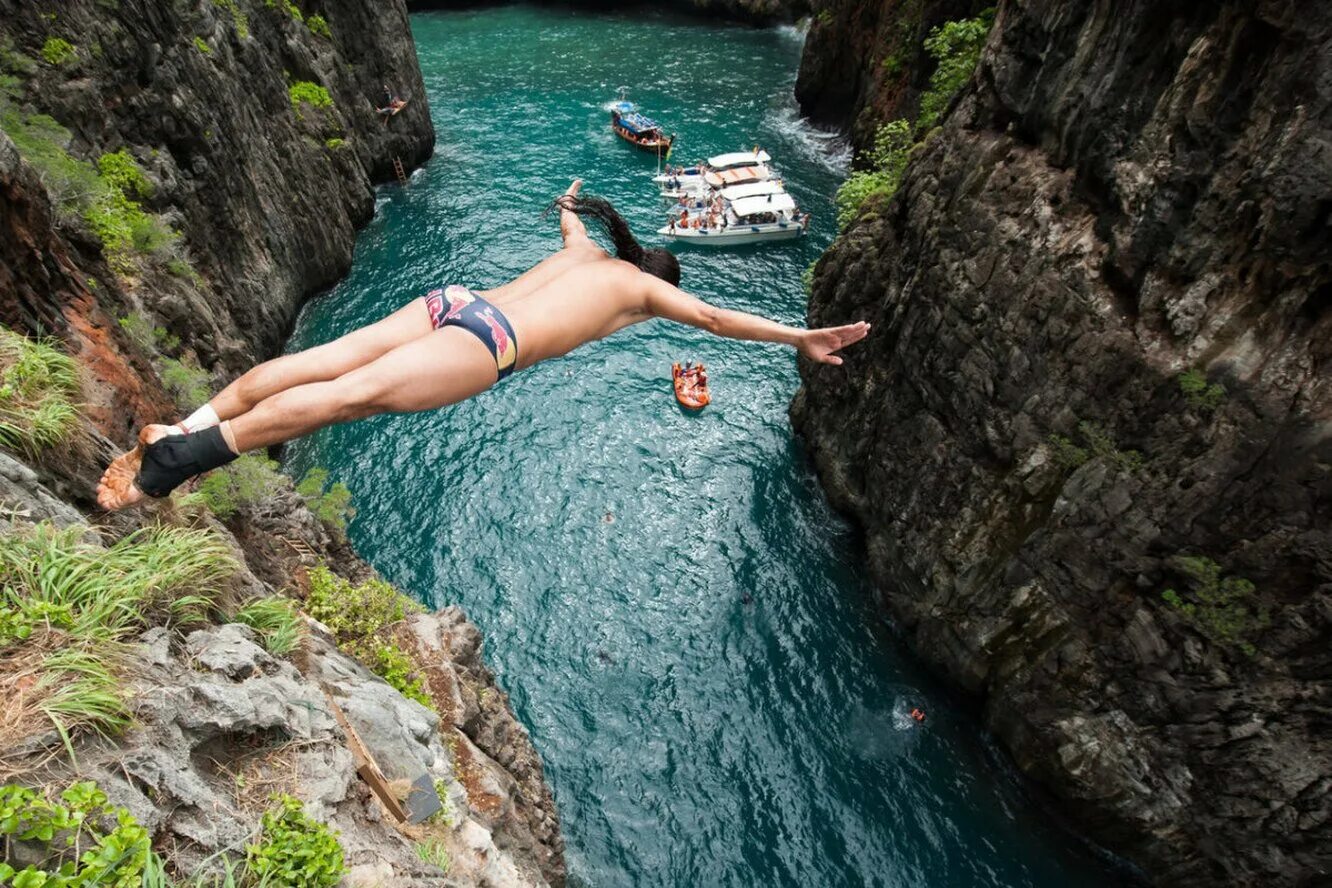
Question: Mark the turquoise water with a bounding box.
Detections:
[285,7,1123,886]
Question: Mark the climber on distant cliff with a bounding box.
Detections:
[95,179,870,510]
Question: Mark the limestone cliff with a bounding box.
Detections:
[0,1,566,884]
[796,0,989,155]
[793,0,1331,884]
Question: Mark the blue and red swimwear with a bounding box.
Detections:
[423,285,519,380]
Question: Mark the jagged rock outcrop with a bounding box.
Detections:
[795,0,989,155]
[793,1,1331,885]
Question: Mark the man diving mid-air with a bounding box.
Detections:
[96,180,870,510]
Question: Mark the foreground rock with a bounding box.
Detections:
[794,1,1331,884]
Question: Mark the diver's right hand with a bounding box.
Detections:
[565,178,583,197]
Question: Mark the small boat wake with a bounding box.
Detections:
[769,102,850,173]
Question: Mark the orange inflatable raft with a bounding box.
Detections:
[672,362,710,410]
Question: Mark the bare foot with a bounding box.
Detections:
[96,424,173,511]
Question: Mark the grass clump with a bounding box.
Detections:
[324,137,345,150]
[159,356,213,410]
[307,14,332,39]
[1161,555,1270,656]
[0,780,152,886]
[289,80,332,112]
[40,38,76,67]
[194,35,212,54]
[1178,368,1225,412]
[0,329,80,457]
[296,467,354,535]
[416,837,451,872]
[304,566,433,710]
[0,523,236,749]
[234,596,304,656]
[117,312,180,354]
[245,794,345,887]
[0,37,37,75]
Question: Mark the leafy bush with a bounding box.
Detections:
[193,36,212,54]
[180,453,284,519]
[304,566,433,709]
[40,38,76,67]
[296,467,354,534]
[288,80,332,111]
[1178,368,1225,412]
[307,14,332,39]
[0,781,152,887]
[283,0,305,23]
[96,150,152,199]
[1047,433,1088,470]
[1161,555,1269,655]
[834,118,912,228]
[916,10,994,130]
[245,795,344,888]
[416,837,451,872]
[324,137,345,150]
[158,357,213,410]
[234,596,304,656]
[0,328,80,456]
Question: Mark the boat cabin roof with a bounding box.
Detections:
[731,192,797,217]
[719,181,786,201]
[707,149,772,169]
[704,165,770,187]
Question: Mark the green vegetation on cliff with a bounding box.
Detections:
[1163,556,1269,655]
[304,566,433,710]
[245,794,346,887]
[0,329,80,456]
[0,523,236,750]
[834,10,994,228]
[0,780,152,887]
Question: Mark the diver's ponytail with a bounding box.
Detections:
[544,194,680,286]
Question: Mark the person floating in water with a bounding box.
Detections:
[96,179,870,510]
[911,708,926,723]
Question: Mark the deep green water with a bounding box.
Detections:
[285,7,1122,886]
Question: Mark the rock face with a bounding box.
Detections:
[1,1,567,884]
[793,1,1331,885]
[795,0,989,155]
[0,0,434,374]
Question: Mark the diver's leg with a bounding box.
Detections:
[98,299,435,508]
[207,297,435,422]
[97,328,497,510]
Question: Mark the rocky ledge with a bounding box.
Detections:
[794,0,1331,884]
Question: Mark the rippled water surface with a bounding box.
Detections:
[285,7,1121,886]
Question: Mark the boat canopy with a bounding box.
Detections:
[731,192,797,217]
[707,149,772,169]
[719,180,786,201]
[613,101,662,135]
[704,165,770,187]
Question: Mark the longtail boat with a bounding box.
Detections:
[610,97,673,155]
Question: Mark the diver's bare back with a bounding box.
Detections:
[486,252,646,369]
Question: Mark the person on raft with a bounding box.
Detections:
[95,179,871,511]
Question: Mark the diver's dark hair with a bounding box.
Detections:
[546,195,681,286]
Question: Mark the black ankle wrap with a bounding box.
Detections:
[135,426,237,498]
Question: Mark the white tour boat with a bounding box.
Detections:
[653,149,772,198]
[658,190,808,245]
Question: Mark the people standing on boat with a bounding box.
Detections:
[95,179,870,510]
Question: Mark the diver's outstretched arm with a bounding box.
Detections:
[557,179,590,248]
[644,277,869,366]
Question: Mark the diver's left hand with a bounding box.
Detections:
[798,321,870,366]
